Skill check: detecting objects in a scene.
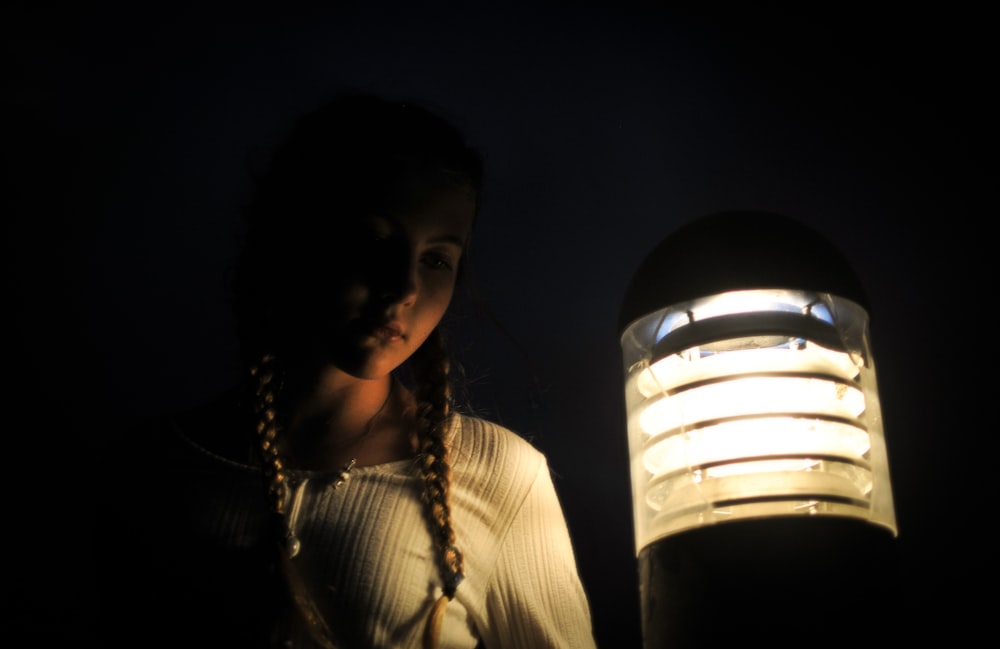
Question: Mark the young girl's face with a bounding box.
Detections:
[310,185,476,381]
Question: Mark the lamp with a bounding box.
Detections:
[618,211,899,647]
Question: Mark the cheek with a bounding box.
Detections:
[415,278,456,326]
[338,282,370,310]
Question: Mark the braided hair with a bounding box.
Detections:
[233,95,482,648]
[409,327,465,648]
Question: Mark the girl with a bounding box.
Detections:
[101,94,597,649]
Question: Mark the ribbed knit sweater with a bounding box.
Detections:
[102,411,597,649]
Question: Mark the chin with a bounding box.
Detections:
[336,355,402,381]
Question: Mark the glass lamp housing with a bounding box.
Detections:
[617,211,897,555]
[620,288,897,552]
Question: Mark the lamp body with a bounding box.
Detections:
[617,212,900,648]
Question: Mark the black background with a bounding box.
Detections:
[7,2,990,646]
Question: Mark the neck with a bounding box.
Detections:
[279,371,412,471]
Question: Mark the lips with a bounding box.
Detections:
[373,322,404,341]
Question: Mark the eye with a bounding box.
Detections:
[363,216,393,242]
[370,227,392,243]
[421,251,455,271]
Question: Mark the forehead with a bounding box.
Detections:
[389,186,476,245]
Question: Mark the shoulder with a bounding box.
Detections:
[447,412,545,463]
[164,386,259,466]
[444,412,549,495]
[102,387,259,475]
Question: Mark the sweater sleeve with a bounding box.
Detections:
[479,458,598,649]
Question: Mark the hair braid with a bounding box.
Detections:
[250,353,337,649]
[251,355,292,543]
[410,328,465,649]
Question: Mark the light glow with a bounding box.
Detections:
[620,289,897,552]
[638,375,865,437]
[642,416,871,476]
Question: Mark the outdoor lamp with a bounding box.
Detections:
[618,211,899,647]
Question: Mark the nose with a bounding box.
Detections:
[372,241,418,306]
[382,262,418,305]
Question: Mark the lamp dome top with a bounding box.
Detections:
[618,210,869,335]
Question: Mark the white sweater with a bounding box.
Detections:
[152,412,597,649]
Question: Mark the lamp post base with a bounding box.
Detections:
[638,516,900,649]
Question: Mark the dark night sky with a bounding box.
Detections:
[6,2,990,646]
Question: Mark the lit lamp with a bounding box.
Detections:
[618,211,899,647]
